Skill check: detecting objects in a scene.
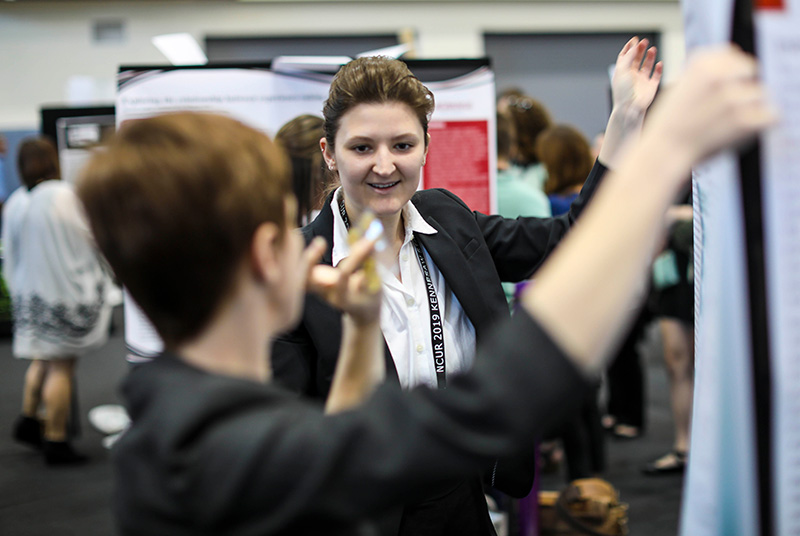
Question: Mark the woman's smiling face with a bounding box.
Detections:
[323,101,427,225]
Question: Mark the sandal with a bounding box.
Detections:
[611,424,641,440]
[642,450,687,475]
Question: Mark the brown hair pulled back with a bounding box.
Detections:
[322,56,435,147]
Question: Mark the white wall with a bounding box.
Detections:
[0,1,685,129]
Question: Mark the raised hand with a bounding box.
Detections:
[612,37,664,117]
[599,37,664,169]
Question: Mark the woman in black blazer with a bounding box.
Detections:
[272,37,663,535]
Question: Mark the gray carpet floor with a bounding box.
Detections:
[0,307,684,535]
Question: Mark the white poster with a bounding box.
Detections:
[117,67,329,361]
[681,156,759,536]
[755,0,800,533]
[680,0,760,534]
[117,67,330,136]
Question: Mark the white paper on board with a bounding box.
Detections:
[755,1,800,533]
[679,0,760,533]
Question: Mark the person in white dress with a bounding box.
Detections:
[3,137,114,465]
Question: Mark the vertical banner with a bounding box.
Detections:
[423,67,497,214]
[755,0,800,533]
[680,0,761,534]
[681,156,760,536]
[684,0,800,533]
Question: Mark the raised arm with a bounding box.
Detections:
[523,46,775,374]
[598,36,663,169]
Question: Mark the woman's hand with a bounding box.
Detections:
[599,37,663,169]
[307,236,382,326]
[611,37,663,118]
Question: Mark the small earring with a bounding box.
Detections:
[328,164,335,170]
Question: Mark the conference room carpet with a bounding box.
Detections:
[0,307,684,535]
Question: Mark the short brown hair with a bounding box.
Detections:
[322,56,435,147]
[507,96,552,166]
[537,124,594,195]
[76,112,290,348]
[17,137,60,190]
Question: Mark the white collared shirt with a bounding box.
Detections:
[330,189,477,389]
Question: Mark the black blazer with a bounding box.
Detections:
[272,161,606,510]
[271,159,607,399]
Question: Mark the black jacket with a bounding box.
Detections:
[114,312,589,536]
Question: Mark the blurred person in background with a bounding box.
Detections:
[495,111,551,219]
[643,200,694,474]
[275,114,329,226]
[4,136,114,465]
[496,111,552,308]
[538,124,595,217]
[506,94,553,194]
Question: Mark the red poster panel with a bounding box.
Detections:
[755,0,784,9]
[423,120,490,214]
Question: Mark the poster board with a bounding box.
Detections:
[754,0,800,533]
[116,58,496,361]
[682,0,800,533]
[680,0,762,534]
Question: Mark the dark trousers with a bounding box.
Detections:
[560,384,605,481]
[398,477,497,536]
[605,312,648,429]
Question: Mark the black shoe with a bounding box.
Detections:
[43,441,88,466]
[642,450,686,475]
[13,415,43,449]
